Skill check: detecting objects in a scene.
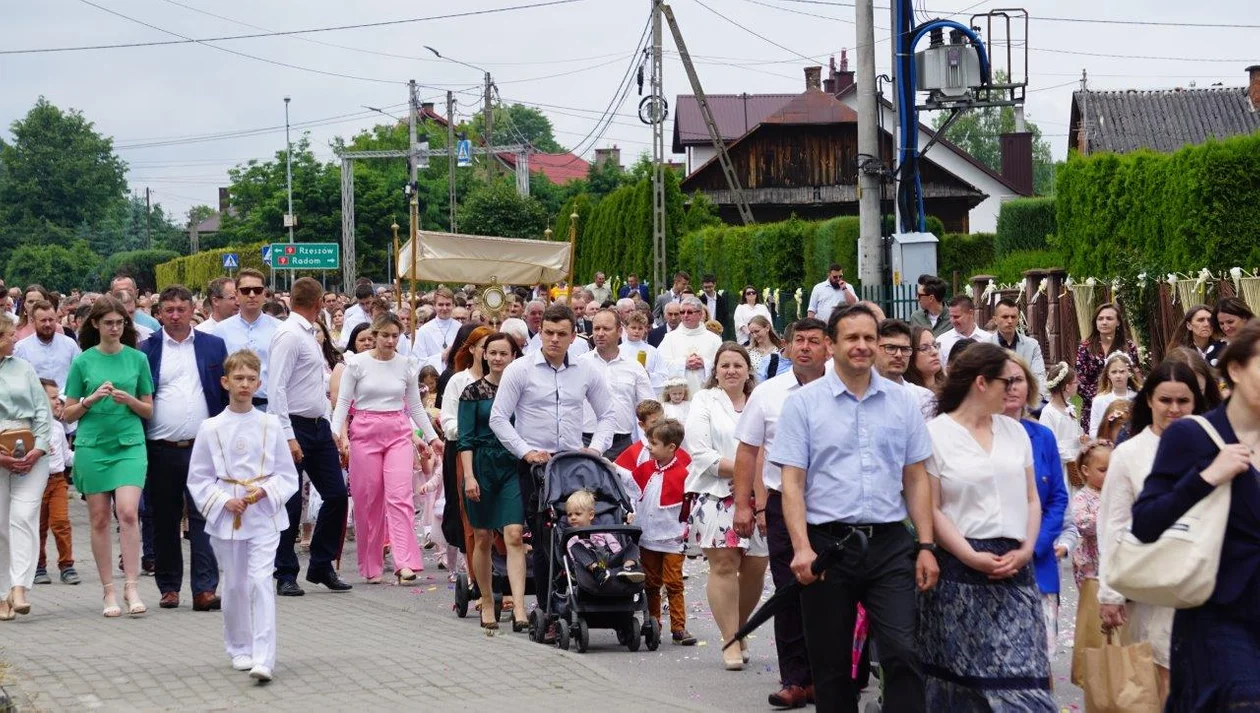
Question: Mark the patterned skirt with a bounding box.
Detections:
[918,538,1057,712]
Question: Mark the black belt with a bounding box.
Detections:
[152,439,195,449]
[810,521,906,539]
[289,414,326,424]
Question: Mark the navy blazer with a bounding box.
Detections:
[1132,405,1260,607]
[618,283,650,302]
[647,323,669,348]
[139,329,229,430]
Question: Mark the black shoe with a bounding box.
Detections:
[305,571,353,592]
[276,580,305,597]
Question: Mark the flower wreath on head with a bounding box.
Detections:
[661,377,688,391]
[1045,361,1071,391]
[1103,351,1134,367]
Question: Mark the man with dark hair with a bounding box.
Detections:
[139,284,229,611]
[732,317,830,708]
[770,304,938,712]
[910,275,950,337]
[983,297,1046,396]
[269,277,353,596]
[876,319,936,419]
[619,272,651,302]
[525,300,589,358]
[337,283,376,349]
[113,274,160,332]
[938,294,991,370]
[196,277,238,334]
[808,263,858,323]
[652,271,691,325]
[489,303,616,638]
[15,299,80,390]
[698,273,728,330]
[579,309,654,459]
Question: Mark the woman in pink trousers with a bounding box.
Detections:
[332,314,443,584]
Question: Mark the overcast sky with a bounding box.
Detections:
[3,0,1255,221]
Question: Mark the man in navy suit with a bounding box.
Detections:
[140,284,229,611]
[618,272,651,303]
[648,301,683,348]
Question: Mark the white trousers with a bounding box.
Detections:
[0,462,50,592]
[209,531,281,670]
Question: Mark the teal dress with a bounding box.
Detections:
[457,378,524,530]
[64,346,153,494]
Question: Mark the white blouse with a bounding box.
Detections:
[733,303,772,345]
[1097,427,1160,605]
[330,351,437,441]
[1089,389,1137,438]
[926,413,1033,541]
[683,387,742,498]
[1038,401,1083,466]
[439,369,475,440]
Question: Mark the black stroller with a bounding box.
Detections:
[452,528,535,623]
[526,451,662,653]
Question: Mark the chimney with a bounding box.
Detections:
[594,146,622,169]
[804,66,822,91]
[830,49,855,94]
[218,187,230,216]
[999,132,1034,196]
[1248,65,1260,111]
[421,102,435,116]
[823,56,837,93]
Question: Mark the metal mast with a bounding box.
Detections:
[650,0,667,295]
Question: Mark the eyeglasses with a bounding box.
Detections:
[878,344,914,356]
[681,309,701,315]
[916,342,940,353]
[994,375,1027,391]
[239,286,265,296]
[744,291,756,296]
[916,292,930,298]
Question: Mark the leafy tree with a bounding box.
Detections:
[0,98,128,242]
[78,195,186,257]
[4,240,102,292]
[104,249,180,292]
[470,104,564,153]
[930,74,1055,195]
[457,181,549,239]
[187,204,216,227]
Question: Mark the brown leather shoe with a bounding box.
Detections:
[768,685,810,709]
[158,592,180,609]
[193,592,221,612]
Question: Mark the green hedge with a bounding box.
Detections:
[939,232,996,281]
[995,197,1055,256]
[978,249,1066,284]
[156,241,269,291]
[1055,133,1260,275]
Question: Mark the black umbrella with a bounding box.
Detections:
[723,529,869,650]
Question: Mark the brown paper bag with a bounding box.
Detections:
[1072,578,1110,686]
[1081,636,1162,713]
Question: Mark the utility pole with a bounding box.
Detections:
[856,0,883,286]
[483,72,495,181]
[447,90,457,232]
[144,187,151,248]
[284,96,294,290]
[650,0,666,295]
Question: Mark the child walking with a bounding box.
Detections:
[34,379,79,586]
[1068,439,1113,687]
[187,351,299,683]
[1088,353,1140,438]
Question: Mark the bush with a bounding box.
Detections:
[1054,133,1260,274]
[156,242,269,291]
[105,249,180,293]
[938,232,996,282]
[4,241,102,293]
[978,248,1065,283]
[995,197,1055,257]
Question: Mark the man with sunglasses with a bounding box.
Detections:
[910,275,951,338]
[874,319,936,421]
[806,263,858,324]
[214,269,281,410]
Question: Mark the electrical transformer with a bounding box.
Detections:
[915,29,983,103]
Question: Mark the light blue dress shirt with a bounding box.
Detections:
[215,312,281,398]
[769,368,932,525]
[133,310,160,332]
[14,332,81,390]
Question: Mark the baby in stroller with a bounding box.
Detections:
[564,490,645,586]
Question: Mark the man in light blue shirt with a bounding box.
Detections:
[768,303,938,713]
[15,299,80,390]
[111,275,160,332]
[215,269,280,409]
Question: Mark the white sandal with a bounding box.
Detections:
[123,581,147,617]
[102,583,121,618]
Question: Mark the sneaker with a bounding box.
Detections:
[672,629,698,646]
[231,655,253,671]
[60,568,81,585]
[249,665,273,682]
[34,568,51,585]
[615,569,646,584]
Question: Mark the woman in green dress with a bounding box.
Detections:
[458,332,526,633]
[63,296,154,618]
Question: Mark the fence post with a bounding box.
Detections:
[971,274,996,327]
[1045,268,1067,366]
[1023,269,1049,369]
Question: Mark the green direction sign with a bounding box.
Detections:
[269,242,340,270]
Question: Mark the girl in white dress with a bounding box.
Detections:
[1088,352,1140,438]
[1038,362,1086,488]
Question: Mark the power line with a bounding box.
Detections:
[690,0,828,64]
[770,0,1260,28]
[2,0,591,56]
[113,104,410,150]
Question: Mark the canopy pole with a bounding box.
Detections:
[391,220,401,313]
[409,195,419,343]
[566,212,579,298]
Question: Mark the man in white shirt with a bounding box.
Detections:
[336,283,375,350]
[320,291,339,331]
[657,296,722,400]
[15,299,80,390]
[268,277,353,596]
[414,287,460,359]
[214,269,281,410]
[139,285,228,611]
[937,295,992,370]
[732,317,830,709]
[585,272,612,307]
[874,319,936,420]
[196,277,238,334]
[489,304,616,634]
[580,309,655,459]
[806,263,858,324]
[983,297,1047,398]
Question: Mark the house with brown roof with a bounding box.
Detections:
[1068,66,1260,155]
[673,55,1030,233]
[418,102,590,185]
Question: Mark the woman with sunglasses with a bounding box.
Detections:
[732,285,771,347]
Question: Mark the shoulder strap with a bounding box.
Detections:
[768,352,780,376]
[1185,414,1228,451]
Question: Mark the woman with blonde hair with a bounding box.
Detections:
[744,315,784,381]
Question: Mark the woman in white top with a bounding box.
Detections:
[1097,361,1203,699]
[1038,362,1086,487]
[684,343,768,671]
[732,285,771,346]
[331,314,442,585]
[920,343,1055,711]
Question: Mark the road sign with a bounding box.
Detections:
[456,139,472,168]
[261,245,272,264]
[222,253,239,269]
[269,242,340,270]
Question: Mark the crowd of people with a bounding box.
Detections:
[0,264,1257,712]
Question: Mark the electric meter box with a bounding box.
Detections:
[916,43,982,100]
[890,232,939,286]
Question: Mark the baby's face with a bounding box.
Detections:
[566,507,594,528]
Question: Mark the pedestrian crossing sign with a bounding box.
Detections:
[261,245,272,264]
[222,253,239,269]
[457,139,472,168]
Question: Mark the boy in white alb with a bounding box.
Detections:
[187,350,299,683]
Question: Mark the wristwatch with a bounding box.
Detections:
[916,542,938,554]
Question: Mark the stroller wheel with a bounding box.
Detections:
[528,608,543,643]
[626,616,642,652]
[555,619,571,651]
[575,617,590,654]
[644,617,661,652]
[453,573,469,619]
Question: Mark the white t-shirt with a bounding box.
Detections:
[926,413,1033,541]
[937,326,992,370]
[1089,389,1137,439]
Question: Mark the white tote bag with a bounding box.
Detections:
[1105,415,1232,608]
